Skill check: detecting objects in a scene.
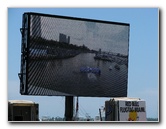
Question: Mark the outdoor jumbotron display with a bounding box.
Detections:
[19,12,130,97]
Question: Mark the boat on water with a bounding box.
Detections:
[114,64,120,70]
[109,65,113,70]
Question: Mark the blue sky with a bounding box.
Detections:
[8,8,158,119]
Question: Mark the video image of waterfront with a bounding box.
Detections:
[26,14,130,97]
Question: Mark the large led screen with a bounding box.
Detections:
[19,12,130,97]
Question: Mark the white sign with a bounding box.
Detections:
[119,100,146,121]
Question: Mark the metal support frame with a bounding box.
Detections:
[65,96,74,121]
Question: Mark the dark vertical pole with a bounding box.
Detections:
[99,108,102,121]
[65,96,73,121]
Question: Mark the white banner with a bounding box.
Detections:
[119,100,146,121]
